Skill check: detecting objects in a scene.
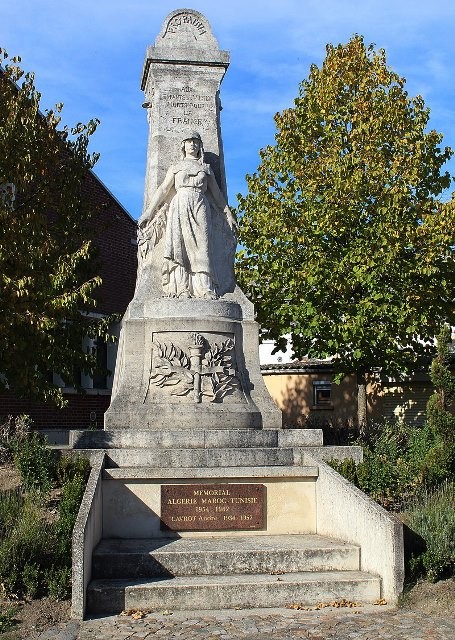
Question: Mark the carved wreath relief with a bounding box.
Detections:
[144,333,239,403]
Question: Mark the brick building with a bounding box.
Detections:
[0,170,137,430]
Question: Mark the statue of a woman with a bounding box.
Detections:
[138,132,237,299]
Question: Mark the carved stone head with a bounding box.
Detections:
[180,131,204,161]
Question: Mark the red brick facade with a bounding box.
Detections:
[0,391,111,430]
[83,171,138,315]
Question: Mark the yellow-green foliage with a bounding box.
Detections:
[237,35,454,380]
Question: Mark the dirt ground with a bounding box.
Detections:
[0,597,71,640]
[1,462,454,639]
[400,578,455,617]
[0,464,21,491]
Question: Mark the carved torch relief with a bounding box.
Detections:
[144,333,240,403]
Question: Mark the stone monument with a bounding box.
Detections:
[71,12,404,619]
[104,8,282,430]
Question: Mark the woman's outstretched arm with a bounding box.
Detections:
[138,166,175,228]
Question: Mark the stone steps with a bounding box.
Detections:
[92,535,360,579]
[70,429,363,465]
[105,447,299,468]
[87,534,381,614]
[70,428,324,449]
[102,464,319,480]
[87,570,381,614]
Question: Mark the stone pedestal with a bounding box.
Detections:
[105,297,282,430]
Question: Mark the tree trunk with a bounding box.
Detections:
[357,370,368,437]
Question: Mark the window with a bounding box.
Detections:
[313,380,332,408]
[92,336,108,389]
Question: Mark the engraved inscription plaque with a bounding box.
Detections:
[161,484,265,531]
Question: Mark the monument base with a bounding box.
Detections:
[105,297,282,430]
[71,428,403,619]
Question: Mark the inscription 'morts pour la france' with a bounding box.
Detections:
[161,484,265,531]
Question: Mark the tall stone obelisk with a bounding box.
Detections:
[104,9,282,430]
[141,9,230,203]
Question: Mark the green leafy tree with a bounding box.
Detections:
[236,35,455,428]
[0,50,113,406]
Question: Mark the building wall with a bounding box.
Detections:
[82,171,137,315]
[0,391,110,430]
[258,340,293,365]
[367,378,433,426]
[262,371,357,427]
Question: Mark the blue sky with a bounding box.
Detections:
[2,0,455,219]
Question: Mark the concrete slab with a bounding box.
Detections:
[92,534,360,579]
[87,570,381,613]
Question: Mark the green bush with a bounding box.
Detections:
[0,492,50,597]
[0,488,24,539]
[0,414,32,463]
[0,605,18,634]
[11,431,56,493]
[53,474,87,564]
[328,420,448,510]
[427,325,455,444]
[406,481,455,582]
[56,454,90,486]
[0,450,89,600]
[45,565,72,601]
[328,457,358,484]
[22,562,40,599]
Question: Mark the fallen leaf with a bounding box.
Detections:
[120,608,149,619]
[132,610,146,620]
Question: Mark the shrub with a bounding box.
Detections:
[0,487,24,539]
[53,474,87,564]
[11,431,56,493]
[328,457,358,485]
[55,454,90,486]
[406,480,455,582]
[0,414,32,463]
[424,325,455,485]
[0,492,50,597]
[328,420,447,509]
[0,441,89,601]
[45,565,72,601]
[0,604,18,634]
[22,562,40,599]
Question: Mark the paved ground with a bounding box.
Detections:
[37,604,455,640]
